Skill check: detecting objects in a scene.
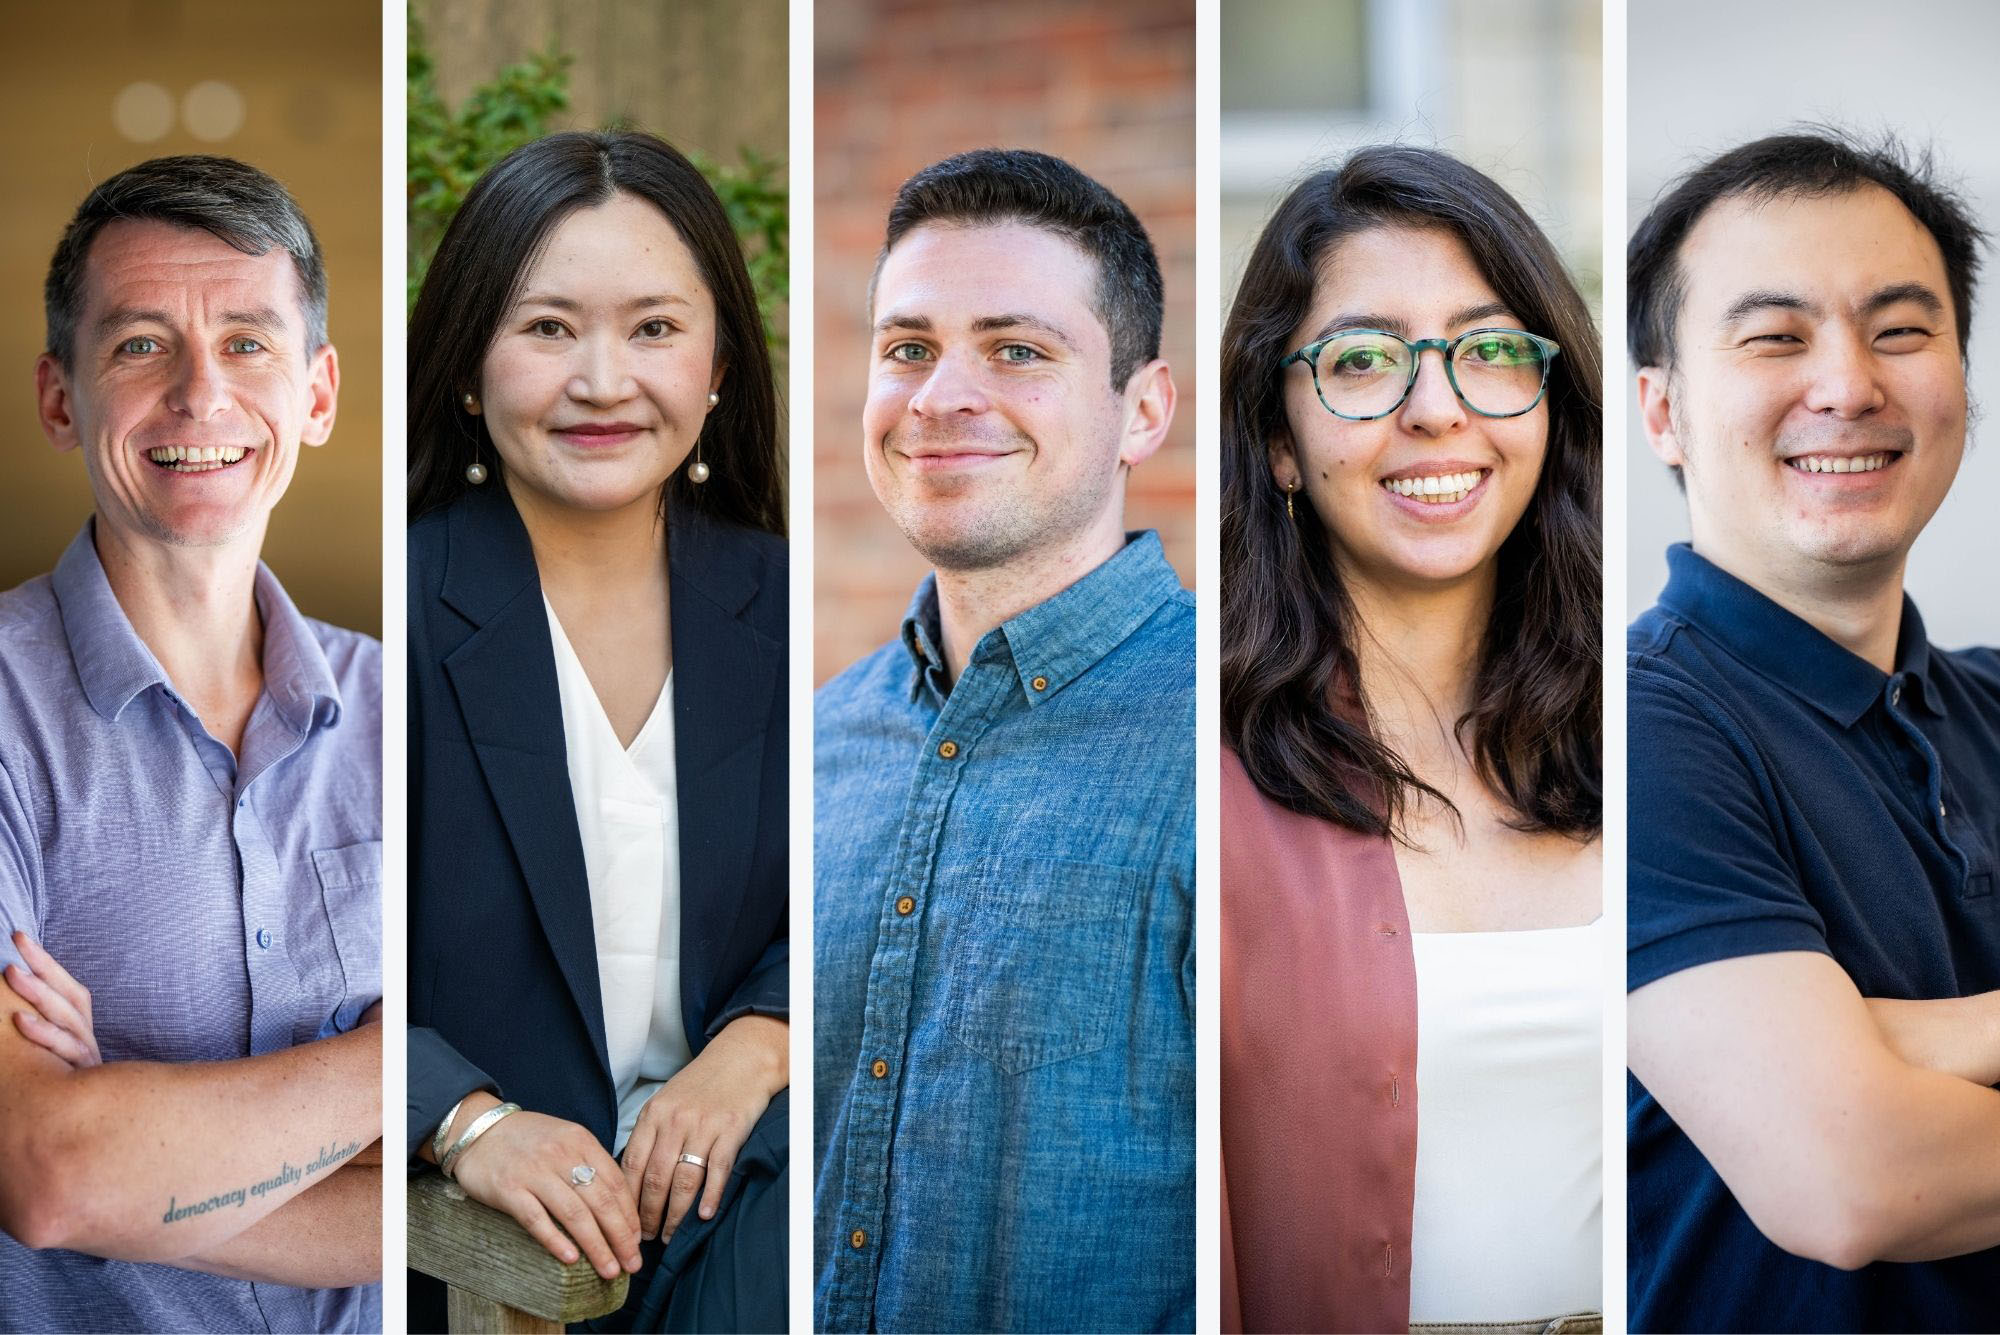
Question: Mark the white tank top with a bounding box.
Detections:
[1406,918,1603,1322]
[545,598,693,1153]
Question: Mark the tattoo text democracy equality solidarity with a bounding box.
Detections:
[159,1139,364,1225]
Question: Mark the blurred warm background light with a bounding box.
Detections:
[0,1,382,635]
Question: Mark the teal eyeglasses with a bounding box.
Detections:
[1280,327,1561,420]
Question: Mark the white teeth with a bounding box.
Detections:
[1381,470,1485,503]
[147,446,247,468]
[1790,452,1891,475]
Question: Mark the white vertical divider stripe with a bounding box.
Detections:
[1193,0,1222,1329]
[787,0,816,1326]
[1601,1,1631,1330]
[381,0,410,1322]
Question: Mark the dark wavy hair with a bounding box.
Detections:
[1221,146,1601,839]
[408,131,784,533]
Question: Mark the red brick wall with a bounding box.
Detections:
[814,0,1196,683]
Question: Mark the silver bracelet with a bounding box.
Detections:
[440,1101,521,1180]
[431,1095,469,1166]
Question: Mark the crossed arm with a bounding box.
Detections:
[1629,951,2000,1270]
[0,933,383,1283]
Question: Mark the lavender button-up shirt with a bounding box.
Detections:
[0,523,381,1333]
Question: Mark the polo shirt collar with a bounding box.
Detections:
[1658,542,1938,728]
[899,531,1183,706]
[52,520,343,733]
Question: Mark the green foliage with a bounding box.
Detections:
[688,147,789,351]
[405,14,789,353]
[406,12,570,307]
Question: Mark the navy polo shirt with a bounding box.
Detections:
[1628,544,2000,1333]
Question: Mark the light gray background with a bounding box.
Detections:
[1629,0,2000,648]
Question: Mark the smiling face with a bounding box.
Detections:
[865,220,1161,572]
[1640,185,1967,582]
[476,191,721,520]
[34,220,338,554]
[1272,224,1549,594]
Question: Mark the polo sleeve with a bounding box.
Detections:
[0,753,40,974]
[1628,663,1833,992]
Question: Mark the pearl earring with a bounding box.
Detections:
[686,391,719,483]
[461,394,488,484]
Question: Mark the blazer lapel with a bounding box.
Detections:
[439,489,612,1088]
[669,504,778,1041]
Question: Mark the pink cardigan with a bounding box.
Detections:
[1221,746,1418,1333]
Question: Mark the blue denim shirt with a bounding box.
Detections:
[814,532,1195,1333]
[0,524,382,1334]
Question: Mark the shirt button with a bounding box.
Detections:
[1891,682,1903,706]
[871,1058,888,1079]
[849,1228,867,1249]
[255,928,272,949]
[937,740,959,759]
[895,895,916,916]
[1031,675,1048,692]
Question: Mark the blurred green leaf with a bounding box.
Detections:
[406,14,787,355]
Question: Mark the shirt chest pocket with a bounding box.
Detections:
[942,855,1141,1075]
[312,841,382,1032]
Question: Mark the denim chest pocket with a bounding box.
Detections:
[942,855,1141,1074]
[313,841,382,1030]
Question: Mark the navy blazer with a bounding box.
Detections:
[405,484,788,1160]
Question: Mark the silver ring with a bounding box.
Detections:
[570,1163,595,1186]
[677,1152,707,1169]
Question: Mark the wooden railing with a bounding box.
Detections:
[408,1171,630,1333]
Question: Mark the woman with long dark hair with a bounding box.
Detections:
[405,131,787,1332]
[1220,146,1603,1334]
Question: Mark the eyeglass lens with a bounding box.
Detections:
[1313,330,1549,417]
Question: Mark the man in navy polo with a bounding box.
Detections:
[1625,130,2000,1331]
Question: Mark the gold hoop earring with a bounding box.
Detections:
[1285,482,1296,522]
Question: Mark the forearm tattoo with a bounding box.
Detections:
[161,1139,363,1225]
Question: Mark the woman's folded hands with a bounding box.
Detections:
[435,1014,786,1279]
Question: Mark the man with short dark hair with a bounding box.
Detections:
[813,149,1192,1332]
[0,155,381,1333]
[1626,130,2000,1330]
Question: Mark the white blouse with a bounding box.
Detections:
[1406,918,1603,1322]
[545,599,693,1153]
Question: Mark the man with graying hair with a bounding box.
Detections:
[0,155,382,1333]
[1625,129,2000,1330]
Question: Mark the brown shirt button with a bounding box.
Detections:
[1031,675,1048,691]
[850,1228,867,1249]
[895,895,916,916]
[937,739,959,759]
[871,1058,889,1079]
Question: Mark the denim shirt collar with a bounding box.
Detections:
[51,520,344,733]
[898,531,1183,706]
[1658,541,1940,728]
